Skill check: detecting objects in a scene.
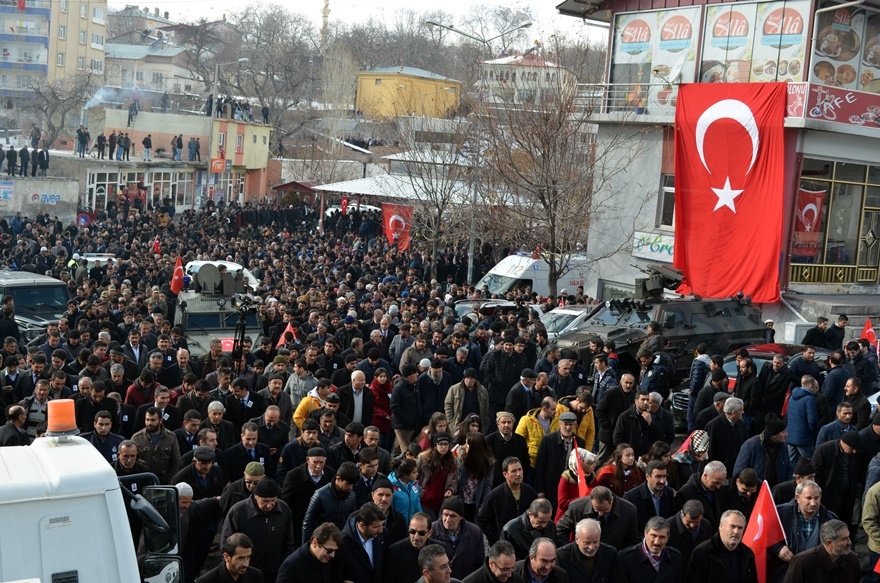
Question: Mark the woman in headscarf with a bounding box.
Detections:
[556,447,597,521]
[671,429,710,490]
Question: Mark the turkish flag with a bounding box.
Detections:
[152,235,161,255]
[16,0,24,11]
[382,203,414,250]
[572,442,589,498]
[743,481,786,583]
[792,187,826,259]
[340,197,349,215]
[170,257,184,295]
[861,317,878,357]
[276,323,296,348]
[673,83,786,302]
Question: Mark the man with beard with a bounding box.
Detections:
[131,406,180,484]
[733,413,792,488]
[114,440,152,546]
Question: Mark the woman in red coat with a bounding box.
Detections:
[594,443,644,496]
[369,367,394,452]
[556,447,598,521]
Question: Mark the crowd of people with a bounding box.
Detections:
[0,201,875,583]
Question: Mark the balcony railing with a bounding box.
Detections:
[0,54,47,65]
[0,0,49,8]
[574,83,676,118]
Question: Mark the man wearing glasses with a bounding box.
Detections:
[277,522,344,583]
[387,512,439,583]
[417,544,461,583]
[462,540,523,583]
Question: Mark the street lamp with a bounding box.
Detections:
[213,57,249,95]
[425,19,532,285]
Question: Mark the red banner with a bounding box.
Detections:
[382,203,414,250]
[673,82,786,302]
[340,197,349,215]
[792,187,826,258]
[807,84,880,127]
[17,0,25,11]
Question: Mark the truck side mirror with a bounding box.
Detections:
[140,486,181,555]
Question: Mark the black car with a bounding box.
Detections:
[670,343,831,433]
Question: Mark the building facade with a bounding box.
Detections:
[356,66,461,119]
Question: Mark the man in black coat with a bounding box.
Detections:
[556,519,617,583]
[674,461,728,530]
[624,460,676,531]
[505,369,540,422]
[500,499,556,560]
[556,486,640,549]
[386,513,440,583]
[225,378,268,435]
[0,405,28,446]
[612,390,661,459]
[340,503,386,583]
[800,317,828,348]
[705,397,748,479]
[281,448,335,547]
[483,337,528,420]
[685,510,758,583]
[511,538,569,583]
[463,540,524,583]
[534,413,585,512]
[338,371,375,427]
[615,516,684,583]
[781,519,860,583]
[249,407,289,465]
[666,500,712,567]
[221,422,274,484]
[196,532,264,583]
[812,431,861,530]
[594,374,636,464]
[276,523,345,583]
[477,457,537,544]
[759,355,795,418]
[486,412,531,487]
[172,446,225,500]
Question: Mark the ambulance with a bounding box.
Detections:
[476,253,589,297]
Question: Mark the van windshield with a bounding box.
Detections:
[6,285,69,311]
[541,311,580,334]
[476,273,516,296]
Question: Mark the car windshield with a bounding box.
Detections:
[587,307,651,327]
[476,273,516,296]
[541,311,580,334]
[7,285,69,310]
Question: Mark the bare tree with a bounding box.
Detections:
[20,73,99,147]
[477,46,651,297]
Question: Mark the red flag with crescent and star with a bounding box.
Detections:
[673,82,786,302]
[170,256,184,295]
[382,203,414,250]
[743,481,786,583]
[152,235,161,255]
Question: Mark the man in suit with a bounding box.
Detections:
[13,353,47,401]
[225,377,268,435]
[221,421,274,484]
[276,523,344,583]
[250,405,289,465]
[624,460,676,531]
[175,410,202,454]
[556,518,617,583]
[134,386,182,432]
[666,500,711,567]
[340,502,387,583]
[338,371,374,427]
[0,405,29,445]
[122,328,148,369]
[280,447,335,547]
[107,391,136,438]
[201,401,236,451]
[556,486,640,550]
[196,532,264,583]
[616,516,684,583]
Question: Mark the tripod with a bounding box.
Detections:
[231,308,248,377]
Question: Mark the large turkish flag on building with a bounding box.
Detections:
[673,82,786,302]
[382,203,414,250]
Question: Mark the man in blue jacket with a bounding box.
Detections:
[733,413,792,488]
[786,376,819,465]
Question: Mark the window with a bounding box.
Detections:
[89,59,103,73]
[152,72,162,86]
[657,174,675,228]
[375,79,381,85]
[218,132,225,148]
[60,0,68,12]
[56,52,64,66]
[16,20,36,33]
[92,7,105,23]
[174,171,194,207]
[78,30,86,44]
[135,71,143,81]
[58,25,66,39]
[90,33,104,48]
[252,135,256,143]
[16,75,28,88]
[262,136,266,144]
[235,134,243,154]
[77,56,84,70]
[80,4,87,18]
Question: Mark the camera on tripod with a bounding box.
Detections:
[231,293,255,312]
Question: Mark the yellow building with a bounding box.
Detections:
[356,66,460,119]
[48,0,107,84]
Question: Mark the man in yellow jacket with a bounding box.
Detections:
[515,396,570,467]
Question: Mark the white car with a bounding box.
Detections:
[540,305,600,339]
[184,260,260,292]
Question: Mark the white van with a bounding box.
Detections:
[476,253,589,297]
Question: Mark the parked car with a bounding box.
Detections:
[670,343,832,433]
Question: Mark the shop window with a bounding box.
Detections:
[657,174,675,228]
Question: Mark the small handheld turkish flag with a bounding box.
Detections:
[743,481,786,583]
[861,317,877,353]
[152,235,160,254]
[170,257,184,295]
[572,442,589,498]
[276,323,296,348]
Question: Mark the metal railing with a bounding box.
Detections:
[575,83,677,116]
[0,55,48,65]
[0,0,49,8]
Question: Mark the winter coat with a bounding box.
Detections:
[733,433,792,486]
[785,388,818,446]
[369,378,393,432]
[444,380,490,430]
[389,470,422,522]
[301,482,357,544]
[686,533,758,583]
[515,405,567,467]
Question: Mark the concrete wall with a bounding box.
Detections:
[0,178,79,225]
[583,122,666,299]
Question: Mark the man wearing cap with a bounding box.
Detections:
[694,391,729,431]
[220,460,265,515]
[329,422,366,468]
[772,457,816,505]
[824,314,848,350]
[431,496,486,580]
[733,413,792,488]
[367,476,407,545]
[769,480,837,583]
[221,477,295,583]
[276,418,321,482]
[303,461,360,543]
[445,368,489,432]
[504,369,539,422]
[391,364,422,453]
[282,446,335,547]
[172,445,225,499]
[813,431,861,530]
[534,410,585,513]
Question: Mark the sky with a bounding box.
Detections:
[108,0,607,44]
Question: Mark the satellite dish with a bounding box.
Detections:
[668,53,688,84]
[194,264,221,294]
